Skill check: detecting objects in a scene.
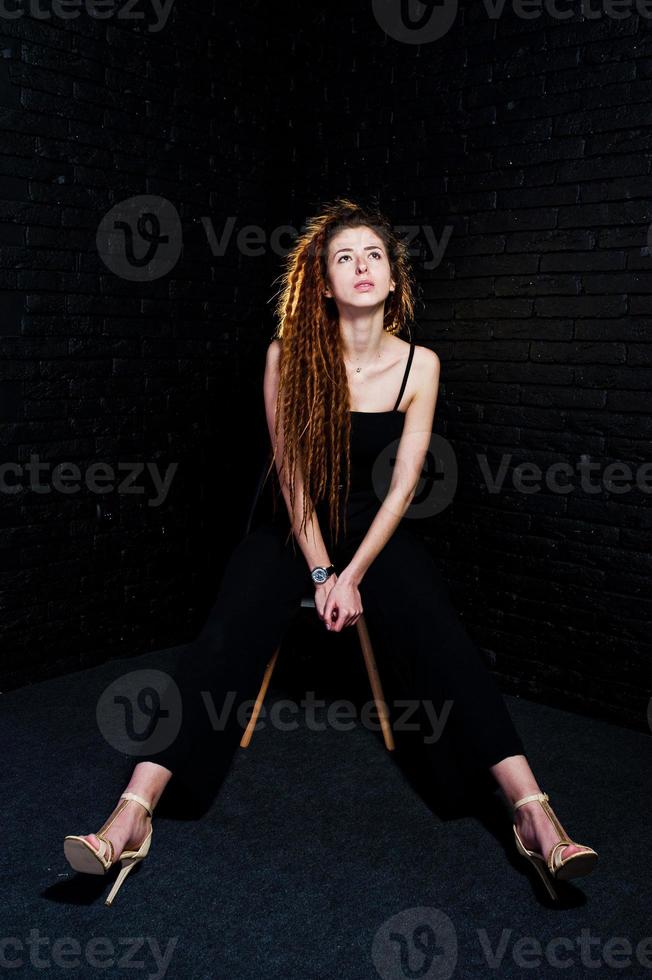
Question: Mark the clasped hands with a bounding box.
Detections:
[313,570,363,632]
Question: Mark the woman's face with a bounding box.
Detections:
[323,225,395,313]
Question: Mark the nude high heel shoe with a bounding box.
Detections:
[63,791,154,906]
[512,791,598,900]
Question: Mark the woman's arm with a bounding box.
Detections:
[336,347,441,590]
[263,339,333,573]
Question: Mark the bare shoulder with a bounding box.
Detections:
[414,343,440,374]
[266,337,282,363]
[405,343,440,412]
[394,335,439,372]
[265,338,282,382]
[406,341,440,392]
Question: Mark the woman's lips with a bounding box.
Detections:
[354,282,374,290]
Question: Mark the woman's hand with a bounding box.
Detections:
[314,573,363,633]
[313,576,337,625]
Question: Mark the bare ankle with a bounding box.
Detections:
[124,762,172,811]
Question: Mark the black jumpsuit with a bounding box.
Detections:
[143,340,526,815]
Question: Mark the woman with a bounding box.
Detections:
[63,198,597,905]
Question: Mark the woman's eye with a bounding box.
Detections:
[337,251,383,262]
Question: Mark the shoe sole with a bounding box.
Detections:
[63,836,109,875]
[554,850,598,881]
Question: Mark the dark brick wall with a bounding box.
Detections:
[0,3,287,689]
[1,2,650,733]
[284,2,651,731]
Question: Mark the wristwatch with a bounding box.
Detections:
[311,564,337,585]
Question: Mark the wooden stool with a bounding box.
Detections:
[239,596,395,751]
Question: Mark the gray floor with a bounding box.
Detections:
[2,643,651,980]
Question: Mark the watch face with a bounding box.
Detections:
[312,568,327,583]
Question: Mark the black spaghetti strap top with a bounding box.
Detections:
[344,338,416,496]
[391,337,415,412]
[246,338,417,540]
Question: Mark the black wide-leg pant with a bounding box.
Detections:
[142,508,526,814]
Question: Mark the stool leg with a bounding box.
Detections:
[240,647,280,748]
[356,615,395,751]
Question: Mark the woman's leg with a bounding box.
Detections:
[143,521,312,789]
[357,523,525,778]
[490,754,593,861]
[357,523,592,858]
[79,519,311,858]
[83,761,172,858]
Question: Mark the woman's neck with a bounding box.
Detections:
[339,310,388,361]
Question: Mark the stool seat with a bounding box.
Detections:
[240,596,394,751]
